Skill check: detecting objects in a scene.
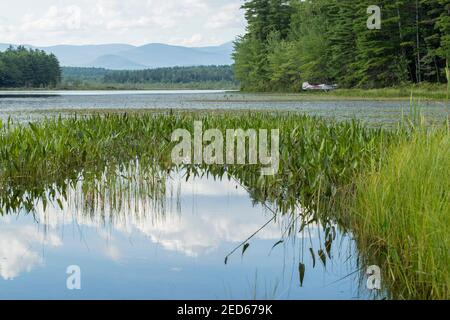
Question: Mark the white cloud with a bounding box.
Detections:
[19,171,310,259]
[177,175,249,197]
[19,5,82,32]
[206,3,243,29]
[0,170,316,279]
[104,245,121,261]
[0,225,62,280]
[0,0,246,46]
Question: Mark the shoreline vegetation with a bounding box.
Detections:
[57,81,240,91]
[2,50,448,101]
[234,1,449,93]
[0,108,448,299]
[58,65,240,91]
[347,126,449,300]
[0,0,448,300]
[0,83,448,102]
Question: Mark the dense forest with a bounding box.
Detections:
[62,65,236,85]
[234,0,450,91]
[0,46,61,88]
[62,67,107,83]
[104,65,235,84]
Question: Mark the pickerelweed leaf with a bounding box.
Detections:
[309,248,316,268]
[56,199,64,210]
[270,240,284,252]
[299,263,306,287]
[325,239,332,259]
[318,249,327,267]
[242,243,250,256]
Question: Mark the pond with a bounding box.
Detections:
[0,90,418,299]
[0,167,379,300]
[0,90,446,125]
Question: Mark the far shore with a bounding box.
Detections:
[0,84,448,102]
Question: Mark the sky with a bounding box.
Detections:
[0,0,246,47]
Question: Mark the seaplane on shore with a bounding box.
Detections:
[302,82,338,92]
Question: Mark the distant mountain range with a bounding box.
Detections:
[0,42,234,70]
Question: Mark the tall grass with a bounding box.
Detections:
[0,109,447,299]
[0,112,391,216]
[344,64,450,299]
[331,83,448,100]
[348,128,449,299]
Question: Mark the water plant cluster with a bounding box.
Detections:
[348,127,449,299]
[0,112,390,214]
[0,110,448,299]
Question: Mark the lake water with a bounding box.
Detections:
[0,168,377,300]
[0,90,414,299]
[0,90,446,125]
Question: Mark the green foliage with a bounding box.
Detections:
[234,36,270,91]
[0,111,391,217]
[62,67,108,83]
[103,65,236,84]
[349,127,450,299]
[234,0,449,90]
[61,65,237,89]
[436,0,450,65]
[234,0,292,91]
[0,46,61,88]
[267,35,301,90]
[0,110,447,299]
[290,0,332,84]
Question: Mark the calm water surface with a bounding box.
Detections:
[0,90,404,299]
[0,170,375,300]
[0,90,446,125]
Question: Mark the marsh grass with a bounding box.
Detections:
[331,83,449,101]
[0,112,392,216]
[343,65,450,300]
[0,108,448,299]
[347,127,449,299]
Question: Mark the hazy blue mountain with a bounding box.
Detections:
[41,44,136,66]
[86,54,145,70]
[195,42,234,54]
[0,43,10,51]
[114,43,234,68]
[0,43,35,51]
[0,41,234,69]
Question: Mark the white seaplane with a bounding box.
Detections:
[302,82,338,92]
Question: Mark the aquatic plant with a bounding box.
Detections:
[0,111,392,215]
[348,127,449,299]
[0,110,447,299]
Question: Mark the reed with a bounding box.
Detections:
[347,127,449,299]
[0,110,447,299]
[0,112,391,216]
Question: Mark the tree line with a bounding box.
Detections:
[103,65,236,84]
[233,0,450,91]
[62,65,236,85]
[0,46,61,88]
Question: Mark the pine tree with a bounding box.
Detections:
[0,47,62,88]
[233,0,449,91]
[437,0,450,62]
[419,0,445,82]
[327,0,358,87]
[351,0,409,87]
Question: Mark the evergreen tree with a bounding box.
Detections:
[327,0,358,87]
[233,0,449,91]
[0,46,61,88]
[437,0,450,62]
